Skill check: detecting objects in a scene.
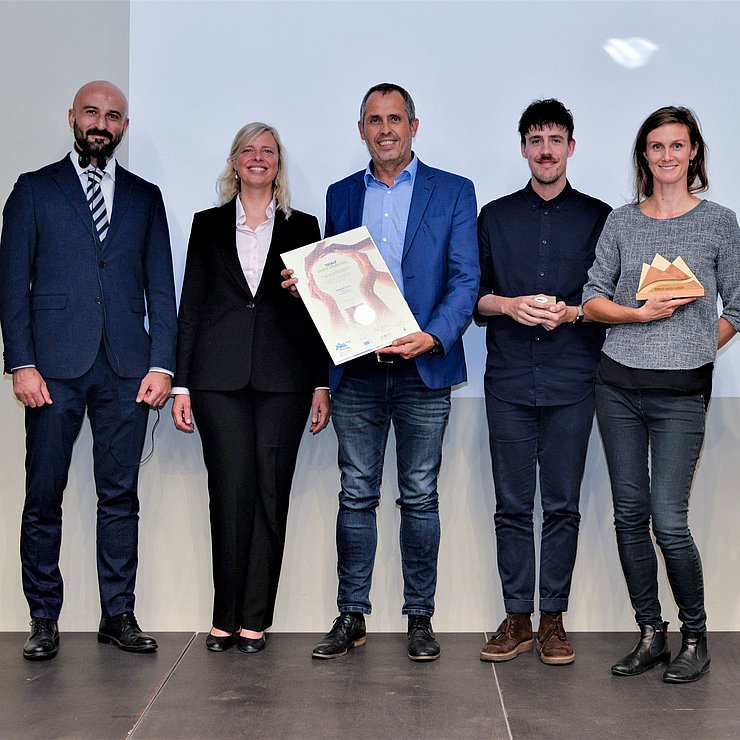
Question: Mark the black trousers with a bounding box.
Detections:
[191,385,311,633]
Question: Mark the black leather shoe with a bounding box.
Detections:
[98,612,158,653]
[312,613,366,659]
[237,634,266,654]
[407,615,440,662]
[23,618,59,661]
[611,622,671,676]
[206,632,236,652]
[663,631,710,684]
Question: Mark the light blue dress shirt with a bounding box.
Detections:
[361,155,418,296]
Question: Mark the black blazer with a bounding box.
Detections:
[174,198,327,391]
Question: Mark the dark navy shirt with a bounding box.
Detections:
[476,181,611,406]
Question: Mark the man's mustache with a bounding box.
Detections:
[85,128,113,141]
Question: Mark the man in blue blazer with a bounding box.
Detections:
[310,83,479,661]
[0,81,177,660]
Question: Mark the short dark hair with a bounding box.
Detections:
[359,83,416,125]
[632,106,708,202]
[518,99,574,143]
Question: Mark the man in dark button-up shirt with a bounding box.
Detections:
[476,99,611,667]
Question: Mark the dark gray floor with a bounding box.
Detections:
[2,632,740,739]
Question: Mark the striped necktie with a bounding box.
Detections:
[86,167,109,241]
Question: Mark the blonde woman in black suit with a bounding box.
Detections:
[172,123,330,653]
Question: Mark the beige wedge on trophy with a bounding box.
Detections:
[636,253,705,300]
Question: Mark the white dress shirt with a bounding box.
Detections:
[236,197,276,295]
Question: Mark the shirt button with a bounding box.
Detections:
[544,210,549,215]
[542,240,547,244]
[384,213,389,217]
[540,272,545,277]
[382,237,387,242]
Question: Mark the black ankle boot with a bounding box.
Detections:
[611,622,670,676]
[663,631,710,684]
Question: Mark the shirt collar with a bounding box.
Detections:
[69,150,117,182]
[364,153,418,188]
[236,196,276,229]
[523,179,573,210]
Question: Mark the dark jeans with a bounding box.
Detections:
[595,383,707,633]
[331,358,451,617]
[486,394,595,614]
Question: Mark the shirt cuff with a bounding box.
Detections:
[149,367,174,377]
[11,365,36,372]
[171,387,190,396]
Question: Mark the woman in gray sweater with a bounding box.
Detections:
[583,106,740,684]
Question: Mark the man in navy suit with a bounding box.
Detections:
[0,81,177,660]
[306,83,479,661]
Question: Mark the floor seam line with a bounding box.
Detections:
[127,631,197,738]
[484,630,514,740]
[493,665,514,740]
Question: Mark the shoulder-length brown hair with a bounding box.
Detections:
[216,122,292,217]
[633,106,708,202]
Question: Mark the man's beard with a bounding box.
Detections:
[73,122,122,162]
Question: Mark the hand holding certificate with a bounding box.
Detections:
[282,226,421,364]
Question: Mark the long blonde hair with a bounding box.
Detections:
[216,122,292,217]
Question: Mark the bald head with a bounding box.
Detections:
[72,80,128,118]
[69,80,129,166]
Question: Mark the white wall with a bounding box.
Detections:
[1,0,739,634]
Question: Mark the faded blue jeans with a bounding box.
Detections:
[331,358,451,617]
[595,383,707,633]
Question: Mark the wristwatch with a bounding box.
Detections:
[428,334,444,357]
[572,305,585,324]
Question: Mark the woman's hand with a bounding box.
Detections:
[309,389,331,434]
[280,268,301,299]
[637,294,696,322]
[172,394,195,433]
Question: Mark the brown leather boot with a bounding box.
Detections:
[480,613,533,662]
[536,612,575,665]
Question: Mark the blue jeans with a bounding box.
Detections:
[331,358,451,616]
[595,383,707,633]
[486,394,595,614]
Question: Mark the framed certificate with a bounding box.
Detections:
[282,226,421,364]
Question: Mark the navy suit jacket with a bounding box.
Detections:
[325,159,479,390]
[0,155,177,379]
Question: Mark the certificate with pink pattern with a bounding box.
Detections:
[282,226,420,364]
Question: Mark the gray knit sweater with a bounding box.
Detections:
[582,200,740,369]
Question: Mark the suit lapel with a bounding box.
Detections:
[104,164,134,248]
[51,156,96,240]
[219,198,254,300]
[349,172,365,229]
[403,161,434,259]
[255,209,287,297]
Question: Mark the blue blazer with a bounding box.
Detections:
[325,159,479,389]
[0,155,177,379]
